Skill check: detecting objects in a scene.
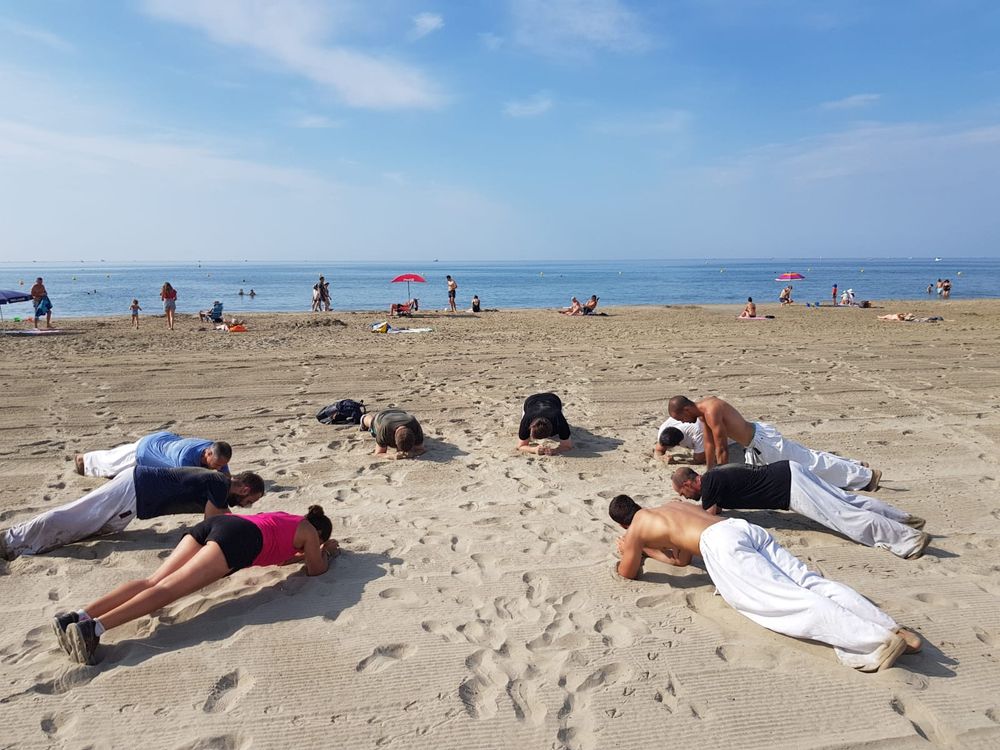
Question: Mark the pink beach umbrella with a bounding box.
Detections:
[776,272,805,281]
[391,273,426,299]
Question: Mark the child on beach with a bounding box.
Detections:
[129,299,142,328]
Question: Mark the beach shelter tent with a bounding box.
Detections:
[391,273,426,299]
[776,272,805,281]
[0,289,32,327]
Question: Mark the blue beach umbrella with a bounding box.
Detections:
[0,289,32,326]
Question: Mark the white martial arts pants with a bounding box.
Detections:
[787,463,924,558]
[700,518,899,670]
[83,441,140,478]
[2,468,138,556]
[746,422,872,491]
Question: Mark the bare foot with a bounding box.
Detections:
[74,454,85,475]
[896,627,923,654]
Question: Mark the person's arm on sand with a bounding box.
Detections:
[701,411,729,467]
[374,444,389,456]
[615,534,644,579]
[300,527,339,576]
[395,445,426,460]
[539,439,573,456]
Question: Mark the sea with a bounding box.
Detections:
[1,258,996,319]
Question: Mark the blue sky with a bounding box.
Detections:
[1,0,998,262]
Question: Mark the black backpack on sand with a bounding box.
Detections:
[316,399,366,425]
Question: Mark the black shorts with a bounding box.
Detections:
[448,289,456,298]
[186,515,264,572]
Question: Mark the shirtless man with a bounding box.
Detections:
[672,462,929,559]
[667,395,878,491]
[360,409,426,459]
[609,497,920,672]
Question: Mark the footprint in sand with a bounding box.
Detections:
[356,644,417,674]
[202,670,255,714]
[594,613,651,649]
[378,587,422,608]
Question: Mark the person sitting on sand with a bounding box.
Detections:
[561,297,583,316]
[582,295,600,315]
[739,297,756,318]
[672,462,929,559]
[518,392,573,455]
[608,497,921,672]
[199,300,224,323]
[75,431,232,478]
[471,295,481,313]
[359,409,426,459]
[0,467,264,560]
[668,395,879,491]
[50,505,339,664]
[654,417,743,465]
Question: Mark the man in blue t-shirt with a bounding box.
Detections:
[0,467,265,560]
[75,431,231,478]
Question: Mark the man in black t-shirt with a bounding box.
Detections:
[517,393,573,456]
[1,467,265,559]
[671,461,929,559]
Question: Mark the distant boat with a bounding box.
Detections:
[934,257,942,262]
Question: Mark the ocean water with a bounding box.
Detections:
[0,258,995,319]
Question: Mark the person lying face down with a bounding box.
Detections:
[607,495,922,672]
[51,505,340,664]
[653,417,744,465]
[517,392,573,456]
[670,462,929,559]
[75,430,233,478]
[1,467,265,560]
[360,410,426,459]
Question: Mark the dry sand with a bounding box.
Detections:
[1,300,999,749]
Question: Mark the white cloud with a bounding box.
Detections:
[409,12,444,40]
[0,18,74,53]
[140,0,444,110]
[821,93,881,111]
[510,0,650,59]
[591,110,691,136]
[504,92,553,117]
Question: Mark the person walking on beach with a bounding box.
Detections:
[29,277,53,329]
[668,395,879,490]
[0,467,265,560]
[359,409,426,459]
[832,284,838,306]
[518,392,574,455]
[446,275,458,312]
[311,283,322,311]
[50,505,339,664]
[608,497,920,672]
[75,430,232,478]
[160,282,177,330]
[318,275,331,310]
[672,461,929,558]
[129,299,141,329]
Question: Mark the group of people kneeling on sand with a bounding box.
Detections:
[2,393,926,671]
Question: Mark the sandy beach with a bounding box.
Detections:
[1,299,999,749]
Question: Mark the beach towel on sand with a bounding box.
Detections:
[371,321,433,334]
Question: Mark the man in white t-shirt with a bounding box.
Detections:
[653,417,743,465]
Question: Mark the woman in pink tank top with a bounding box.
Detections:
[51,505,339,665]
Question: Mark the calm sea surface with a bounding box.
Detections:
[1,258,996,319]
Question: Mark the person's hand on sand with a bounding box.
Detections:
[323,539,340,559]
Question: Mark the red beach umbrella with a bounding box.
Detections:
[391,273,426,299]
[776,272,805,281]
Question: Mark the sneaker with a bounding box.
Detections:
[903,515,926,530]
[67,619,100,665]
[51,612,79,654]
[864,468,882,492]
[905,531,932,560]
[857,633,907,672]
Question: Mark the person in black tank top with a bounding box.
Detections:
[672,461,929,559]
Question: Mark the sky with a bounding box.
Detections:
[1,0,999,262]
